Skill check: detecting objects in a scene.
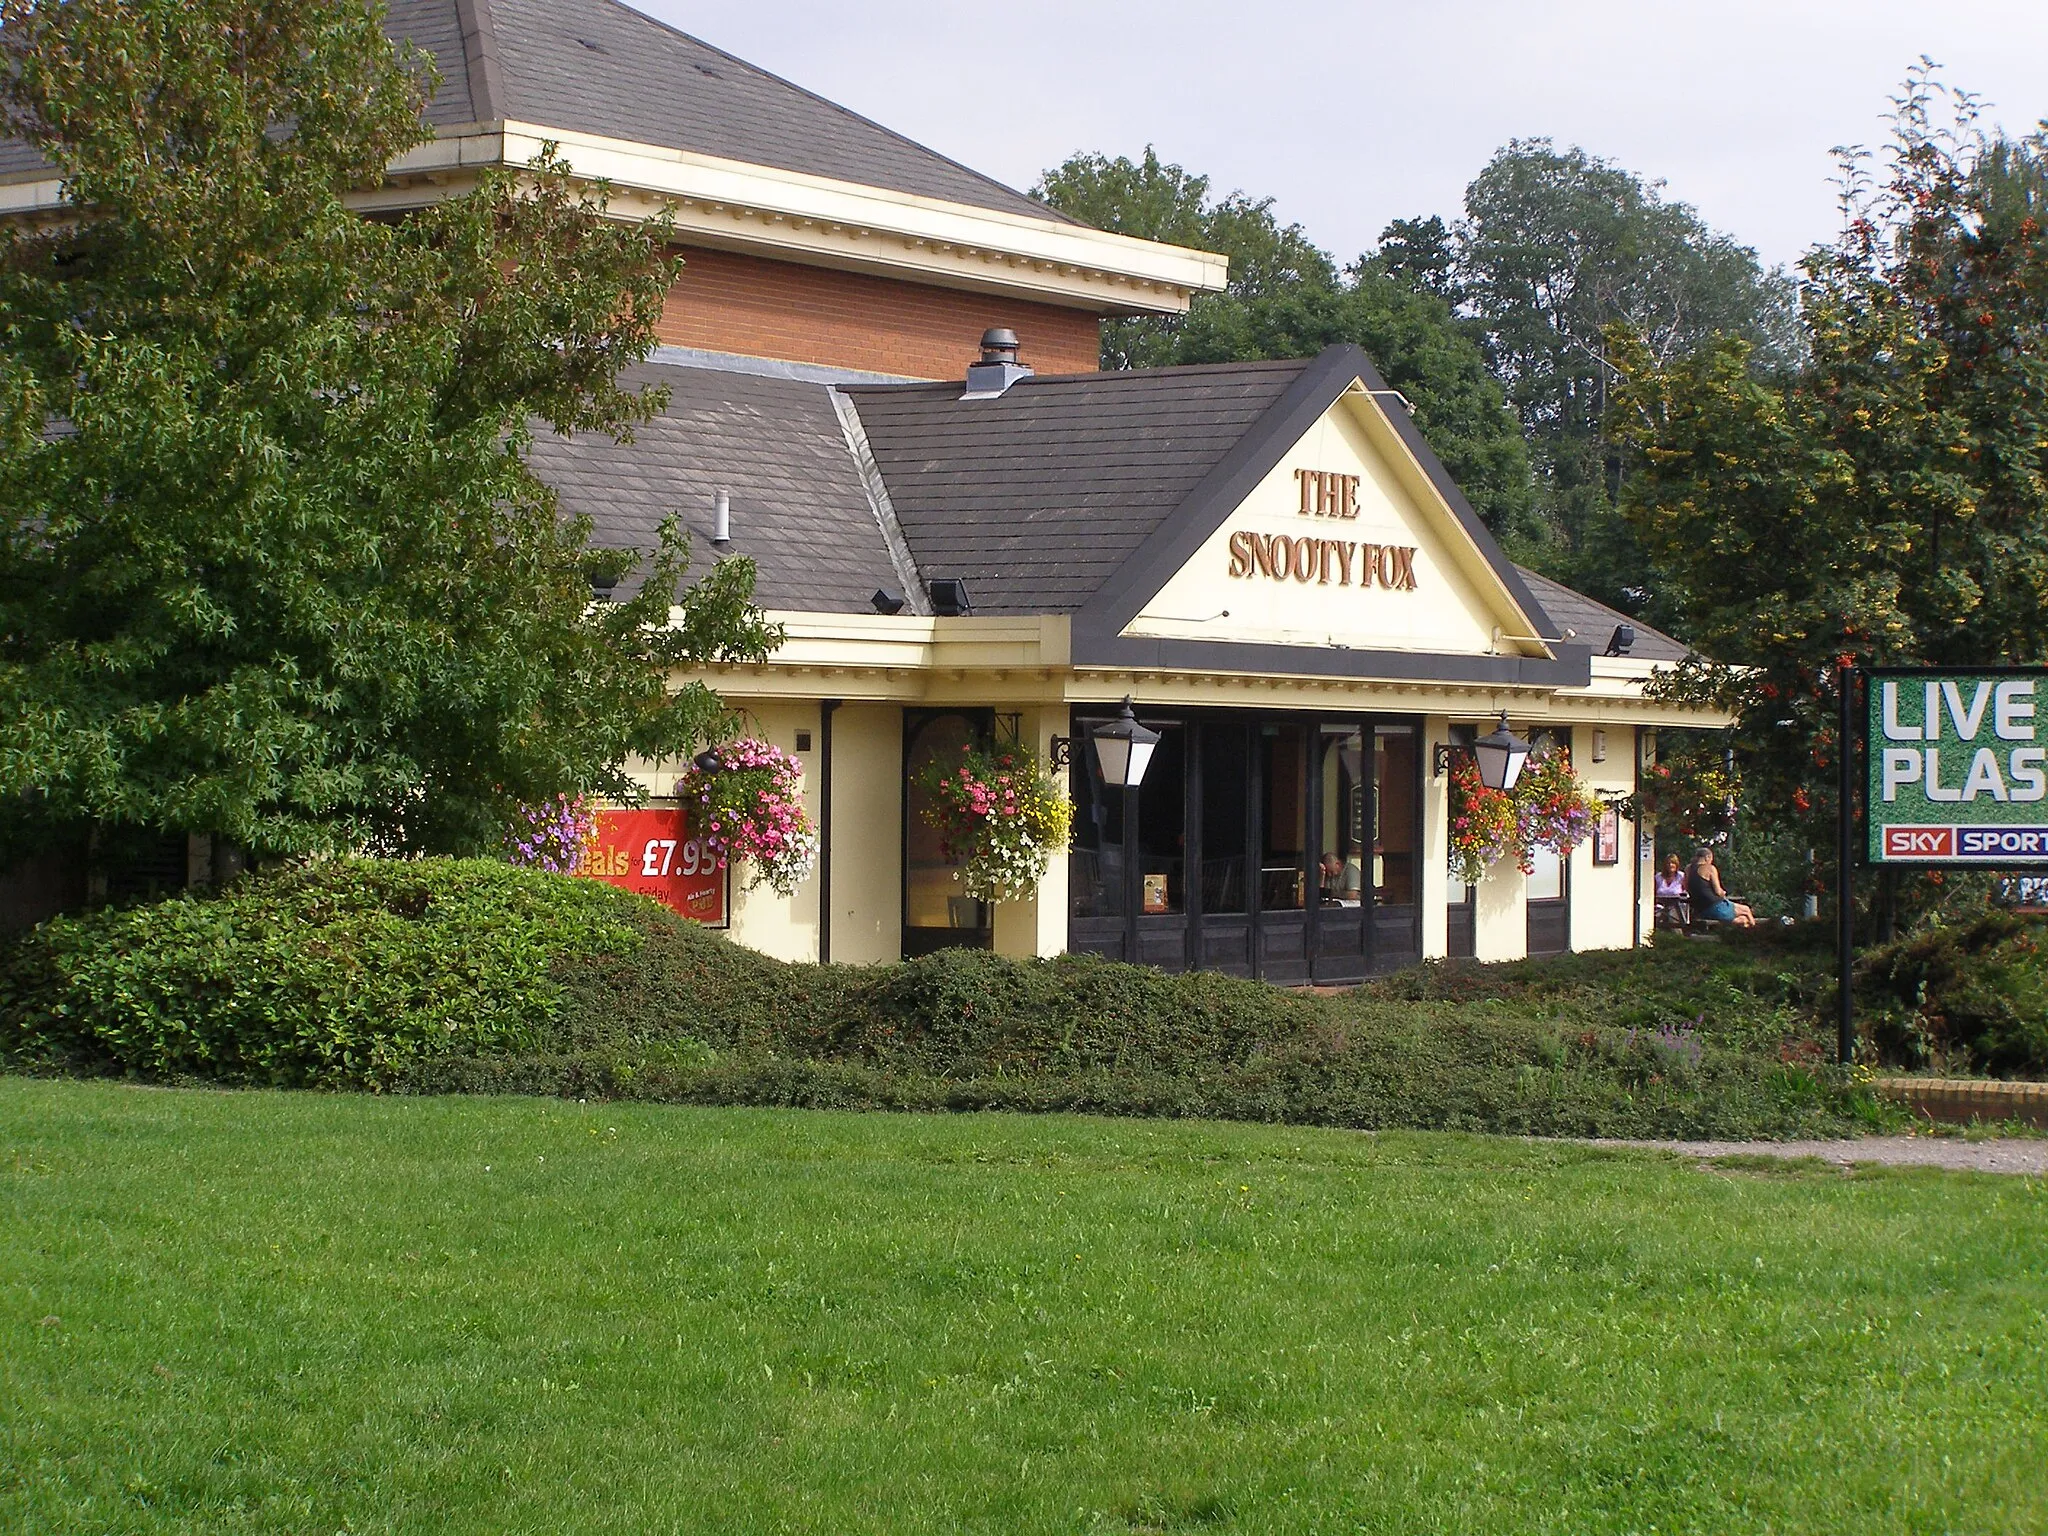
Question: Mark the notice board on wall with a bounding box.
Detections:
[1867,669,2048,865]
[574,806,729,926]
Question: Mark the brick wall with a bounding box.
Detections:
[656,245,1103,380]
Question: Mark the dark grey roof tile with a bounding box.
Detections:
[843,362,1310,614]
[526,360,898,613]
[1513,566,1690,663]
[5,0,1071,227]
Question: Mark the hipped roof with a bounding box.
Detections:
[2,0,1067,226]
[532,345,1687,679]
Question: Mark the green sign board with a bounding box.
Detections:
[1868,669,2048,864]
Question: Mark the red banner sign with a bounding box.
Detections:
[575,807,728,927]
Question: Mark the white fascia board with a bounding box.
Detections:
[372,123,1230,315]
[4,124,1228,314]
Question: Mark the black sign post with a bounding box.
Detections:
[1836,664,1856,1065]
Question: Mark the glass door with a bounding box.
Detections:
[1371,724,1423,971]
[1255,721,1311,984]
[1312,725,1368,982]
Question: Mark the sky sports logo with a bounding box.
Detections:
[1881,825,2048,860]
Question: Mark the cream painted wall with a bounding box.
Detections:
[992,707,1071,959]
[1568,724,1640,955]
[824,704,904,965]
[1471,851,1528,962]
[1128,396,1520,655]
[1421,714,1452,959]
[725,699,823,963]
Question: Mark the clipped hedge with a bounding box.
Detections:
[0,857,1883,1138]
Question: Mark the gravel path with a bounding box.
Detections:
[1586,1136,2048,1176]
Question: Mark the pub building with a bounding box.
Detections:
[1,0,1728,963]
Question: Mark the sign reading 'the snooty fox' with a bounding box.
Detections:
[1869,670,2048,864]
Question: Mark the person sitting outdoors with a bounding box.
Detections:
[1686,846,1756,928]
[1653,853,1691,927]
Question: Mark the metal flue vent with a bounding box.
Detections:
[961,328,1033,400]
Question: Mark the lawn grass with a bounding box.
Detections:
[5,1080,2046,1534]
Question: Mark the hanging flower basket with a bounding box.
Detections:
[913,739,1072,903]
[504,793,600,874]
[1513,746,1600,864]
[1446,744,1602,882]
[1447,754,1518,885]
[676,738,818,897]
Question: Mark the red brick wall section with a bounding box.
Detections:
[656,245,1103,380]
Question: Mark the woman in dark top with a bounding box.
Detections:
[1687,847,1756,927]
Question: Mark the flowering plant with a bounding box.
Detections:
[1447,754,1517,885]
[913,740,1072,903]
[1618,755,1740,839]
[504,793,598,874]
[676,737,818,897]
[1513,746,1600,866]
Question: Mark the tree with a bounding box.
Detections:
[0,0,780,867]
[1611,69,2048,888]
[1426,140,1800,611]
[1036,148,1532,538]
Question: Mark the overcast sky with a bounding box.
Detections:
[631,0,2048,275]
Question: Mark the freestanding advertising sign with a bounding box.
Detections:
[1866,669,2048,866]
[574,806,729,926]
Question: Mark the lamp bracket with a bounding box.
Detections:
[1432,742,1461,779]
[1049,736,1074,771]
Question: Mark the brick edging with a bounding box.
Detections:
[1875,1076,2048,1129]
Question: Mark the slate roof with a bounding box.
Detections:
[2,0,1066,225]
[526,359,899,613]
[841,361,1313,615]
[1514,566,1689,662]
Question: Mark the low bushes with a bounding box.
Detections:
[0,860,644,1085]
[1860,911,2048,1077]
[1,857,1881,1137]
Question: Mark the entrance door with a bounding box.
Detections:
[1370,724,1423,972]
[1311,725,1367,982]
[902,710,993,957]
[1254,720,1311,984]
[1064,709,1422,982]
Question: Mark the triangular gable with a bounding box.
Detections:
[1073,347,1561,678]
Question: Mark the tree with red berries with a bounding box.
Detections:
[1611,66,2048,899]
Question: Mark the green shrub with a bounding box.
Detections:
[2,857,1885,1137]
[0,859,649,1085]
[1860,912,2048,1077]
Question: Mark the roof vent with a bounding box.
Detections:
[962,328,1033,400]
[928,578,973,616]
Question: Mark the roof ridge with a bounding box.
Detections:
[571,0,1075,225]
[838,357,1316,396]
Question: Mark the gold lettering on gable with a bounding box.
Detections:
[1293,468,1361,519]
[1225,531,1418,593]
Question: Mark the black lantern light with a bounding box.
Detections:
[1471,711,1533,792]
[1088,697,1161,790]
